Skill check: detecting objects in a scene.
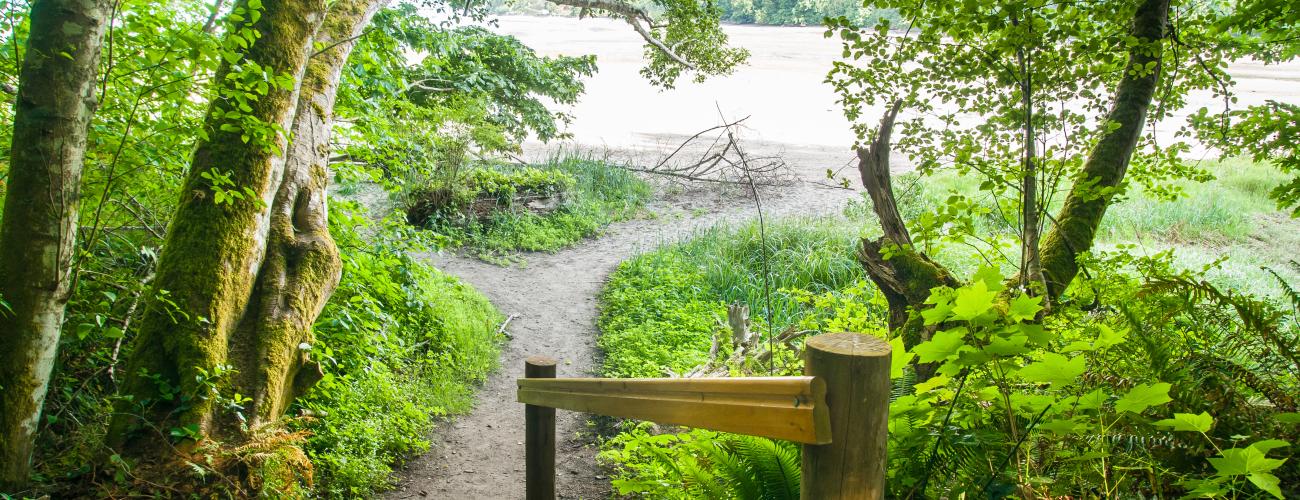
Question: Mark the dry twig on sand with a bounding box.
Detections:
[621,116,794,187]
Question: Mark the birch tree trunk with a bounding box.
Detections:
[0,0,111,490]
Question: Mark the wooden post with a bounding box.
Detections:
[802,333,891,499]
[525,356,557,500]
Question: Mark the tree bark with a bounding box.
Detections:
[1035,0,1171,299]
[227,0,386,429]
[855,101,959,352]
[0,0,111,490]
[109,0,329,446]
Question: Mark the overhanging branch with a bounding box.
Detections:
[546,0,698,70]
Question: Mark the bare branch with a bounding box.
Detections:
[202,0,226,33]
[619,116,793,186]
[856,99,911,246]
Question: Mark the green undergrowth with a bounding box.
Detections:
[596,159,1299,498]
[597,217,864,378]
[417,156,652,257]
[296,200,504,497]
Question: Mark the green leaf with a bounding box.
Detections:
[889,337,914,379]
[1017,324,1051,345]
[1094,324,1127,349]
[1115,382,1172,414]
[1006,294,1043,322]
[1248,472,1284,499]
[913,327,966,363]
[103,326,125,340]
[1018,352,1085,388]
[1208,446,1285,476]
[1038,418,1083,435]
[1076,389,1108,411]
[1275,412,1300,424]
[983,334,1028,356]
[951,281,997,321]
[1153,412,1212,433]
[971,266,1004,292]
[1249,439,1291,453]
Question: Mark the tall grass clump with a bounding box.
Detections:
[1101,158,1284,243]
[670,217,863,323]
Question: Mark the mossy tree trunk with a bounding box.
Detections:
[109,0,384,452]
[227,0,387,429]
[0,0,111,490]
[857,0,1171,374]
[1034,0,1170,299]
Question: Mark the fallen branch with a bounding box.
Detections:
[624,116,794,186]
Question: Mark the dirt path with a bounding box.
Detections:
[382,175,856,499]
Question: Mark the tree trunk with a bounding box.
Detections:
[0,0,111,490]
[854,101,960,354]
[109,0,329,446]
[109,0,387,454]
[227,0,387,429]
[1035,0,1170,299]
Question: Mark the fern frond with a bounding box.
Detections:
[731,436,800,500]
[1264,265,1300,318]
[700,436,763,500]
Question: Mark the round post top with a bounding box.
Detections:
[806,333,891,357]
[525,355,558,367]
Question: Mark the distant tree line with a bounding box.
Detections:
[489,0,900,27]
[712,0,897,26]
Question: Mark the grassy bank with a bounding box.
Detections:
[298,201,505,497]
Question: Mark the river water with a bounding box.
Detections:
[486,15,1300,169]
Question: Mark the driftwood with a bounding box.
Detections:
[681,326,811,378]
[622,116,793,187]
[727,302,751,347]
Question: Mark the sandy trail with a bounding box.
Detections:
[382,177,857,500]
[383,174,858,499]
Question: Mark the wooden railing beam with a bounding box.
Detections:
[518,376,830,444]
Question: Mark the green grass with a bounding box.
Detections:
[598,158,1300,381]
[598,217,864,378]
[426,155,652,256]
[299,202,504,497]
[882,158,1300,295]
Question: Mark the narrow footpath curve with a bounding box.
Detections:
[383,181,856,499]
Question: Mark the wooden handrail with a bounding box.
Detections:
[520,332,891,499]
[518,375,831,444]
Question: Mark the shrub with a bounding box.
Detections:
[596,183,1299,497]
[295,200,504,497]
[412,156,652,254]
